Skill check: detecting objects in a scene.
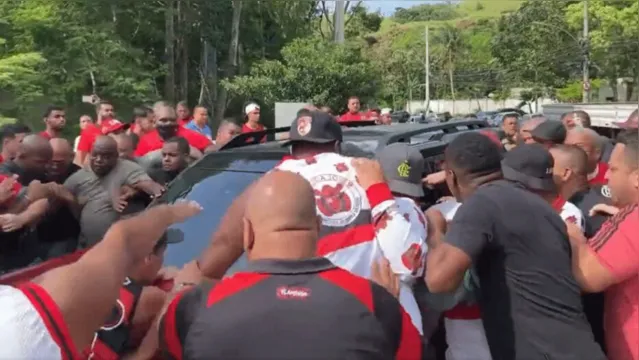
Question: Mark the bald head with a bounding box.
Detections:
[564,127,603,171]
[243,171,319,259]
[50,138,72,157]
[20,134,53,157]
[153,101,176,119]
[113,134,134,160]
[93,135,117,153]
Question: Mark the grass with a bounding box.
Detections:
[377,0,524,33]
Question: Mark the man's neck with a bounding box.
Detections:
[46,127,59,137]
[460,172,502,201]
[587,162,599,178]
[561,180,588,201]
[246,120,260,129]
[194,120,207,128]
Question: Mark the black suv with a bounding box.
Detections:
[156,120,490,270]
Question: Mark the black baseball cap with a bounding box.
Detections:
[501,143,556,192]
[283,111,343,146]
[530,121,567,144]
[376,143,424,197]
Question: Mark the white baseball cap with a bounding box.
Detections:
[380,108,392,116]
[245,103,260,114]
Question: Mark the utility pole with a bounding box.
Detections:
[334,0,345,44]
[425,26,430,113]
[582,0,590,103]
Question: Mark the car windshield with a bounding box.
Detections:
[163,169,270,273]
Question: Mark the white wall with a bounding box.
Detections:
[406,98,556,115]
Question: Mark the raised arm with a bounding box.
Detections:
[33,201,201,351]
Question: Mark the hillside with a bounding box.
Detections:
[377,0,524,33]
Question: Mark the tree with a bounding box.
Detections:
[223,37,379,120]
[565,0,639,101]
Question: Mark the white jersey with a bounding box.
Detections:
[277,153,427,333]
[552,197,586,233]
[0,283,77,359]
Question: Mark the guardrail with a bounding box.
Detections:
[542,103,638,129]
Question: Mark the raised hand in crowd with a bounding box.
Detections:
[589,203,619,217]
[371,258,400,298]
[31,200,201,352]
[351,157,386,189]
[0,212,27,232]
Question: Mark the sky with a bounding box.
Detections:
[362,0,442,16]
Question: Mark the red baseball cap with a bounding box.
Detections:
[101,119,130,135]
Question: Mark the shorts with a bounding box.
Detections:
[0,283,77,359]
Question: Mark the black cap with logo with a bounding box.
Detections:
[283,111,343,146]
[376,143,425,197]
[530,121,567,144]
[501,143,556,192]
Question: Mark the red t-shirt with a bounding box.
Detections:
[241,123,266,143]
[38,131,52,140]
[134,126,211,156]
[178,118,190,127]
[338,112,365,122]
[76,119,123,153]
[588,162,609,186]
[588,204,639,360]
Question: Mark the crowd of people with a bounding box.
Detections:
[0,97,636,360]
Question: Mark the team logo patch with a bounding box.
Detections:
[601,185,611,198]
[297,116,312,136]
[101,299,125,331]
[310,173,362,227]
[276,286,311,300]
[397,161,411,178]
[401,243,424,274]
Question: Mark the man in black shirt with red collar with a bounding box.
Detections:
[158,171,421,360]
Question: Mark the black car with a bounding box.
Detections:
[155,120,491,270]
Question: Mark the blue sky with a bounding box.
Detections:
[362,0,441,16]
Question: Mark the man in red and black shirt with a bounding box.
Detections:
[75,101,124,165]
[240,103,266,144]
[159,171,421,360]
[40,106,66,140]
[564,128,609,186]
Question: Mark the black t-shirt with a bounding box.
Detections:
[569,185,613,238]
[38,164,82,246]
[446,180,605,360]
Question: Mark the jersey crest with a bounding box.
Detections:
[309,173,362,227]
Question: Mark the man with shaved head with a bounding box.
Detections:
[564,127,609,186]
[63,136,164,247]
[213,119,241,148]
[158,171,421,359]
[135,101,212,157]
[0,134,52,185]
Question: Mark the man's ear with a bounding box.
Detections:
[242,217,255,253]
[631,169,639,190]
[563,167,573,182]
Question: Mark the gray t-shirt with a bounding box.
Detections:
[64,159,151,247]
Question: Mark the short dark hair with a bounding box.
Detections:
[193,104,207,112]
[502,113,518,123]
[177,100,188,108]
[616,129,638,169]
[11,123,31,135]
[43,105,64,118]
[297,108,312,117]
[132,106,151,121]
[445,132,502,178]
[164,136,190,155]
[550,144,588,176]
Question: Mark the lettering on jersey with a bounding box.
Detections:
[276,286,311,300]
[401,243,424,274]
[310,174,362,227]
[101,299,125,331]
[601,185,611,198]
[297,116,312,136]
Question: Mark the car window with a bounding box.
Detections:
[163,170,266,273]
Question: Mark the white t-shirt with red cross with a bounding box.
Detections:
[276,152,427,333]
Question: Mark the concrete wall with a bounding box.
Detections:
[274,102,309,128]
[406,98,556,115]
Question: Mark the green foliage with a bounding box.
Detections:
[392,4,459,24]
[223,37,379,114]
[556,79,602,103]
